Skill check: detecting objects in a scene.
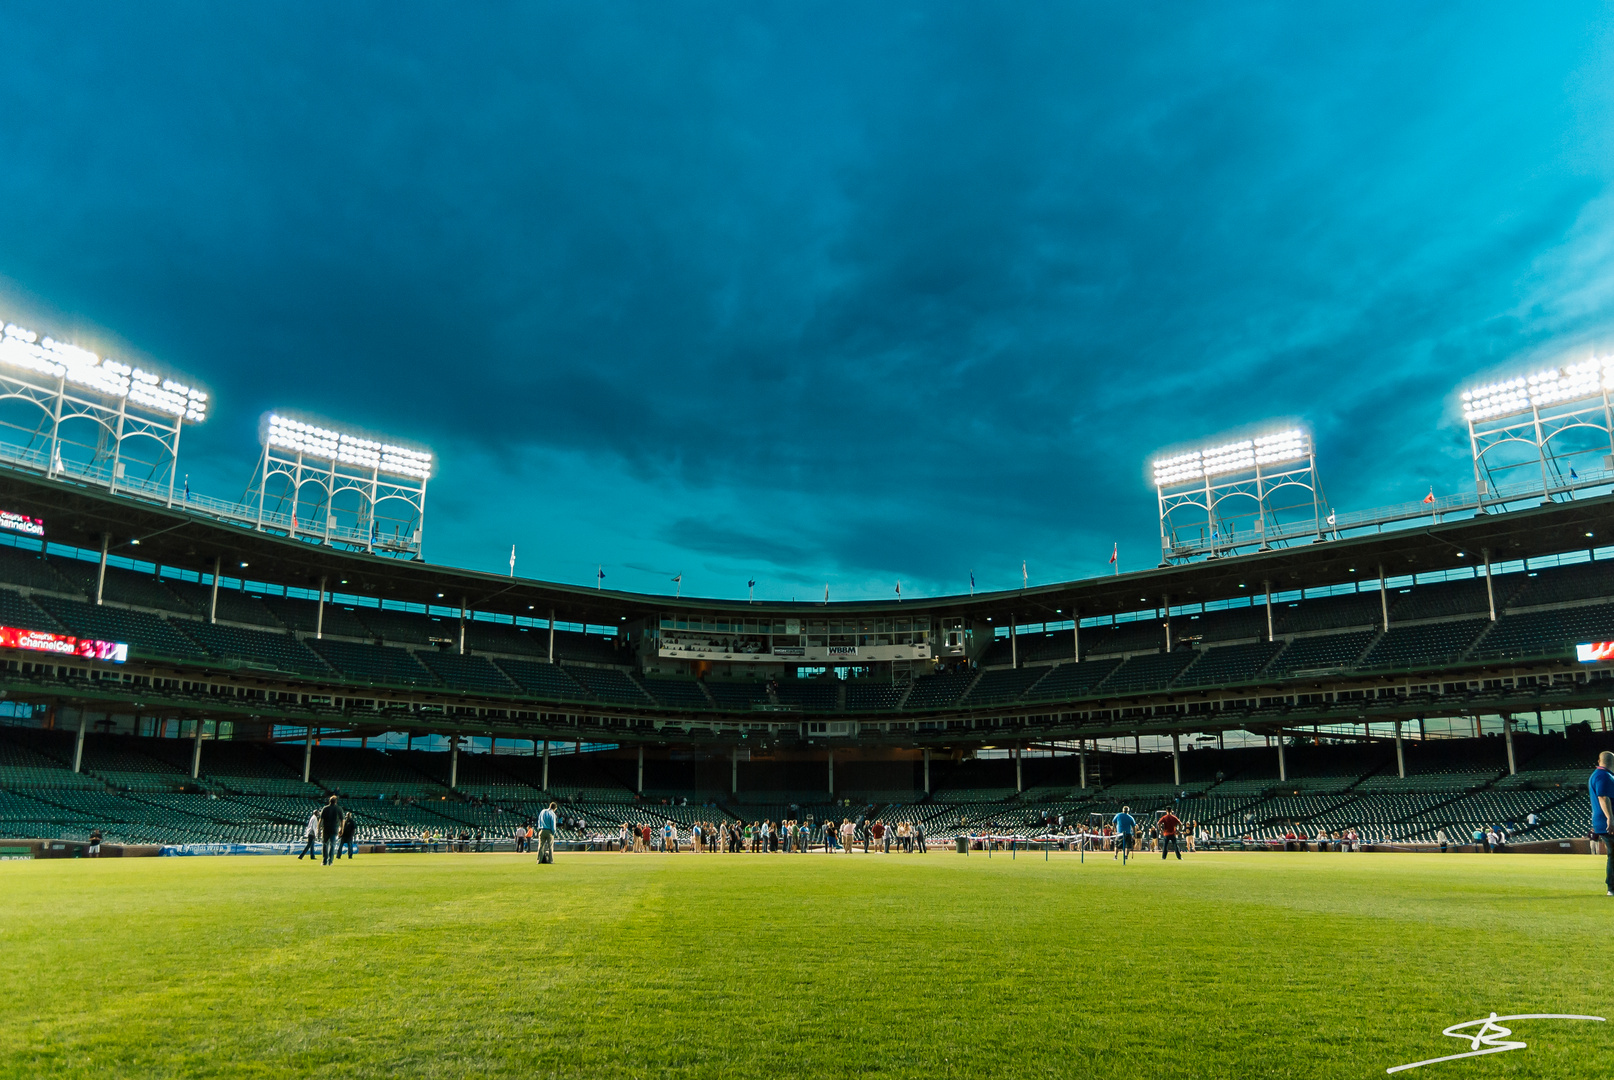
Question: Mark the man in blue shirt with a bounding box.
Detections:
[1113,806,1137,865]
[1590,752,1614,896]
[536,801,558,865]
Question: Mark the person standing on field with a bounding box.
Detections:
[298,810,318,861]
[338,811,357,860]
[536,801,558,864]
[319,795,343,866]
[1159,810,1183,860]
[1589,750,1614,896]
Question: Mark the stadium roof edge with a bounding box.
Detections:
[2,468,1612,628]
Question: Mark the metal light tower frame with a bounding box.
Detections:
[1463,357,1614,508]
[246,414,431,559]
[1152,428,1326,564]
[0,320,206,505]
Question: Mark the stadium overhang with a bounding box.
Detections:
[2,464,1612,628]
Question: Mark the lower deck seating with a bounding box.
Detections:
[773,679,839,711]
[32,596,210,660]
[308,639,437,686]
[965,667,1049,705]
[1267,631,1374,677]
[490,658,589,698]
[639,677,712,709]
[417,652,519,693]
[176,622,331,675]
[903,671,976,710]
[1024,658,1123,700]
[563,666,651,704]
[846,681,906,711]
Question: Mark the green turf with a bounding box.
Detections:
[1,850,1609,1078]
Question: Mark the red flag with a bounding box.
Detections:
[1422,488,1435,504]
[1108,543,1118,565]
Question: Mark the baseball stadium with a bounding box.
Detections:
[7,8,1614,1080]
[0,308,1611,1078]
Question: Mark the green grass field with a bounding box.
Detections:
[1,850,1608,1078]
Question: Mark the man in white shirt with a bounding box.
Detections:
[297,811,318,861]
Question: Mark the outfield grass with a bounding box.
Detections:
[0,849,1608,1078]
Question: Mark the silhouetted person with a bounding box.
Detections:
[320,795,342,865]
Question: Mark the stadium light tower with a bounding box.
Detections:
[1152,427,1326,564]
[1462,356,1614,508]
[0,318,207,506]
[247,413,432,559]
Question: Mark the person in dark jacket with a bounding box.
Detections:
[319,795,343,865]
[338,811,357,860]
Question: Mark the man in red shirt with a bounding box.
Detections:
[1158,810,1184,861]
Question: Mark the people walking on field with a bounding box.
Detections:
[841,819,855,853]
[298,810,319,861]
[338,811,357,860]
[1159,809,1183,861]
[915,820,926,854]
[319,795,343,866]
[664,820,679,853]
[536,801,558,864]
[1589,750,1614,896]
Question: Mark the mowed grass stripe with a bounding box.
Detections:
[0,853,1606,1079]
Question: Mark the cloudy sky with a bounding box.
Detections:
[2,5,1614,600]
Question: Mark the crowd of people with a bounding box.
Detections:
[613,816,930,854]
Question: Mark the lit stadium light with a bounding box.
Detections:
[0,321,207,421]
[265,414,433,479]
[1460,357,1614,422]
[1152,428,1309,487]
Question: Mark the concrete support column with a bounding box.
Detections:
[1394,719,1405,779]
[449,740,459,789]
[1163,597,1172,652]
[316,576,327,639]
[458,598,467,655]
[72,711,87,773]
[1171,733,1181,786]
[1079,739,1087,789]
[922,748,930,794]
[1073,615,1080,663]
[542,740,550,791]
[191,718,204,780]
[547,610,556,664]
[729,745,736,795]
[1379,566,1389,630]
[1015,745,1023,793]
[1504,715,1517,776]
[95,534,109,606]
[1010,616,1017,668]
[302,726,314,784]
[1277,734,1287,783]
[828,749,835,795]
[1264,581,1274,641]
[209,556,221,624]
[1483,549,1496,622]
[642,744,649,794]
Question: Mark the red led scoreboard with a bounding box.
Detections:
[0,626,128,663]
[1576,641,1614,662]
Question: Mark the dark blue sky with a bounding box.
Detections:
[2,5,1613,600]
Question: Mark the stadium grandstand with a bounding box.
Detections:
[1,463,1613,851]
[1,311,1612,853]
